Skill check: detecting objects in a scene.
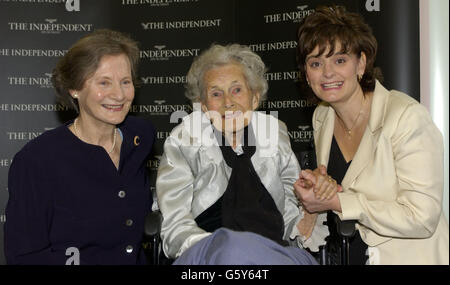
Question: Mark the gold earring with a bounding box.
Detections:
[357,74,362,82]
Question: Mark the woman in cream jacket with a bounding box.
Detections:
[294,5,449,265]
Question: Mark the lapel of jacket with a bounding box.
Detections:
[342,81,389,189]
[184,110,223,163]
[250,112,278,191]
[191,111,278,189]
[315,81,389,189]
[314,103,335,168]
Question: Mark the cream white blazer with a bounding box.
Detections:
[312,81,449,265]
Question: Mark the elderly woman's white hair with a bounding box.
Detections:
[185,43,268,106]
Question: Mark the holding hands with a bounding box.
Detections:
[294,165,342,213]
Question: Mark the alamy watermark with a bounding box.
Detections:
[65,247,80,265]
[169,103,280,157]
[65,0,80,12]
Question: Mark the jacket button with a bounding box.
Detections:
[126,245,133,254]
[118,190,126,198]
[125,219,133,226]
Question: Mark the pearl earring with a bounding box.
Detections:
[73,93,78,98]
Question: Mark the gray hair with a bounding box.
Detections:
[185,43,268,105]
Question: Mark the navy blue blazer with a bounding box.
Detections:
[4,116,156,265]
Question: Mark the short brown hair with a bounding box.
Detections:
[297,5,382,94]
[52,29,140,112]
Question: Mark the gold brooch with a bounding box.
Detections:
[134,136,140,146]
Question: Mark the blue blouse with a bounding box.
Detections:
[4,116,156,265]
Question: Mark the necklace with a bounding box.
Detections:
[336,98,365,139]
[73,118,117,154]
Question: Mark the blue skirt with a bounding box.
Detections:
[173,228,318,265]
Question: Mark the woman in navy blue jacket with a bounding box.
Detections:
[4,29,156,265]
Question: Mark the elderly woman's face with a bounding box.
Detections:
[72,53,134,127]
[305,42,366,104]
[201,63,259,133]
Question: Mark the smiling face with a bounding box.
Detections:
[201,63,259,134]
[71,53,134,128]
[305,42,366,105]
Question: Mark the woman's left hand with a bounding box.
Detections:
[294,169,342,213]
[310,165,342,200]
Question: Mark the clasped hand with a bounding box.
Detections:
[294,165,342,213]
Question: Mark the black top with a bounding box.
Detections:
[5,116,156,264]
[326,136,368,265]
[195,126,287,246]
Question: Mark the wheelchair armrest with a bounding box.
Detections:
[334,215,357,238]
[297,149,317,170]
[145,210,163,237]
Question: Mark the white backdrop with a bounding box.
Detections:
[420,0,449,222]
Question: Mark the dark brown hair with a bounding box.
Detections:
[52,29,140,112]
[297,5,382,94]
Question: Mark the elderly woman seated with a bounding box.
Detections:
[155,44,336,265]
